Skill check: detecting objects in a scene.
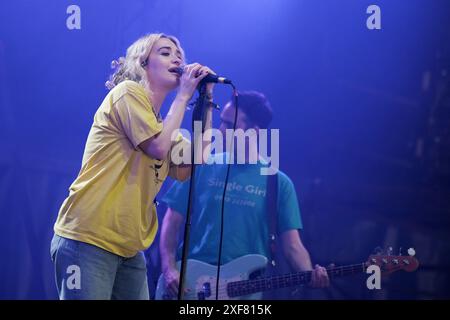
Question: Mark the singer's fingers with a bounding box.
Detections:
[189,64,204,78]
[192,68,210,85]
[183,63,201,78]
[198,66,216,75]
[183,62,200,70]
[185,63,215,78]
[180,63,193,78]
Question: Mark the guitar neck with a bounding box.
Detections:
[227,263,367,298]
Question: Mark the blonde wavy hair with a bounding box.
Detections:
[105,33,185,95]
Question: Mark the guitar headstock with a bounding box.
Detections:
[366,247,419,275]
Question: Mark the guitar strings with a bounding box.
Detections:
[187,262,404,299]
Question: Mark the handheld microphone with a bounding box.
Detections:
[172,67,232,85]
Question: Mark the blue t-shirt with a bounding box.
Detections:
[162,154,302,265]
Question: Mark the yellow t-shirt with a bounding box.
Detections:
[54,80,188,257]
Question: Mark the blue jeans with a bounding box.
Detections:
[50,234,149,300]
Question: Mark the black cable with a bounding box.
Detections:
[178,83,237,300]
[214,84,238,299]
[177,85,207,300]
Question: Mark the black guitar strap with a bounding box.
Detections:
[266,173,297,299]
[267,172,278,267]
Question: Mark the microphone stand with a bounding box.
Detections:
[178,83,212,300]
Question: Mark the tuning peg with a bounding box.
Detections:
[387,247,393,256]
[407,248,416,257]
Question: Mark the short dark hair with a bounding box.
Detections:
[229,91,273,129]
